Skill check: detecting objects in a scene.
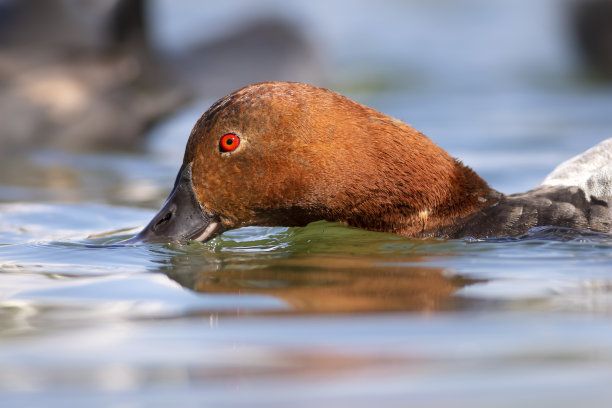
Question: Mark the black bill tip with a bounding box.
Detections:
[121,164,223,244]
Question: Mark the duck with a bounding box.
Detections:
[128,81,612,244]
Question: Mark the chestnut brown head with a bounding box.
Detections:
[129,82,490,243]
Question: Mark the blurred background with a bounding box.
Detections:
[1,0,612,210]
[4,2,612,406]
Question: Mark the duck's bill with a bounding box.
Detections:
[122,164,223,244]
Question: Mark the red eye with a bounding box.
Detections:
[219,133,240,152]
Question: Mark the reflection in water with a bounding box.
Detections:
[163,252,482,314]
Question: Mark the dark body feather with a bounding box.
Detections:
[444,186,611,238]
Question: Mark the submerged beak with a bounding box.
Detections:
[124,164,222,244]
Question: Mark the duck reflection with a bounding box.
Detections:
[161,253,482,314]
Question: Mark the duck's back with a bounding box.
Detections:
[447,138,612,239]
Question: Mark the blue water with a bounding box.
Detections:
[3,1,612,407]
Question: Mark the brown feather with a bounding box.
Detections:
[181,82,609,239]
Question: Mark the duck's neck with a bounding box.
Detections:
[413,160,500,238]
[335,158,499,238]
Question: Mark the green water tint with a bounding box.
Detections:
[149,222,477,314]
[117,221,484,314]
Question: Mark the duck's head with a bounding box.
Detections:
[131,82,492,243]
